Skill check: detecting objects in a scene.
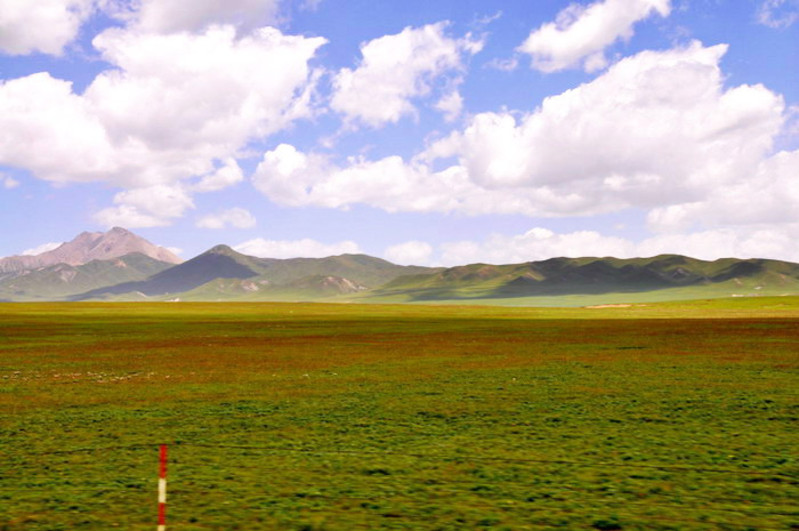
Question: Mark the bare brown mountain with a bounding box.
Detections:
[0,227,182,275]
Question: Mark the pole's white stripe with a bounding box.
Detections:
[157,526,166,531]
[159,478,167,504]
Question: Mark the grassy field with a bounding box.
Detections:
[1,299,798,530]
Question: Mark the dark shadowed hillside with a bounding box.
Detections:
[73,245,442,300]
[369,255,799,302]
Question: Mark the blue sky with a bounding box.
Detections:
[1,0,798,265]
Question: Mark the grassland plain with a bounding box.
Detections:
[1,299,798,530]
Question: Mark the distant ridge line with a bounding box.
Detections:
[2,227,799,304]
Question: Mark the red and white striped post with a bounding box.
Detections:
[157,444,167,531]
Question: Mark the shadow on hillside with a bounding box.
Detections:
[71,253,258,300]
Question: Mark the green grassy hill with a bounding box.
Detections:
[158,274,368,302]
[10,247,799,306]
[74,245,442,301]
[364,255,799,305]
[0,253,174,301]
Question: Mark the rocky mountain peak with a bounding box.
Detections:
[0,227,183,274]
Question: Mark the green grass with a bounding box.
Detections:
[1,299,798,529]
[356,281,799,307]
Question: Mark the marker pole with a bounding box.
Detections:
[158,444,167,531]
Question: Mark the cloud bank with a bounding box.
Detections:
[197,208,257,230]
[255,42,790,227]
[234,238,360,259]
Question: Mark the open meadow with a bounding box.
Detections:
[1,299,798,530]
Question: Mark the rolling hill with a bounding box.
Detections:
[3,228,799,305]
[0,253,177,301]
[363,254,799,305]
[72,244,442,301]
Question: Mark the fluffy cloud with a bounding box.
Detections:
[638,227,799,262]
[193,158,244,193]
[0,24,325,224]
[234,238,360,259]
[251,144,329,206]
[0,73,114,183]
[0,26,324,187]
[196,207,256,229]
[0,0,95,55]
[85,25,325,184]
[330,22,482,127]
[384,241,435,266]
[94,184,194,228]
[646,149,799,232]
[253,144,476,213]
[254,143,622,216]
[757,0,799,29]
[108,0,281,34]
[435,90,464,122]
[517,0,671,72]
[427,42,784,217]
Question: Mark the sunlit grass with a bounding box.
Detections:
[1,300,798,529]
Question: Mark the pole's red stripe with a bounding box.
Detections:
[160,444,168,478]
[158,503,166,525]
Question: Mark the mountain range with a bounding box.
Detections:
[2,228,799,305]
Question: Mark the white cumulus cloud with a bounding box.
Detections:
[517,0,671,72]
[107,0,281,34]
[0,73,113,184]
[0,24,326,225]
[0,0,95,55]
[252,143,472,213]
[427,41,784,217]
[193,158,244,193]
[94,184,195,228]
[384,241,435,266]
[330,22,482,127]
[646,148,799,232]
[234,238,360,259]
[435,90,464,122]
[85,25,325,185]
[197,207,256,229]
[638,227,799,262]
[0,27,325,187]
